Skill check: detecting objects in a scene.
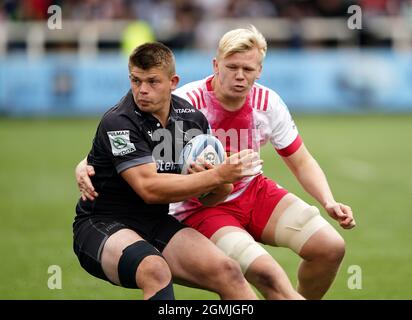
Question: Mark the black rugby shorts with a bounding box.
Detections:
[72,214,186,283]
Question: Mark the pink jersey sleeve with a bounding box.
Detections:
[266,90,302,156]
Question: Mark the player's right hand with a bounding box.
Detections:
[75,160,98,201]
[324,201,356,230]
[217,149,263,183]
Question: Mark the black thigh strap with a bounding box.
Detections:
[118,240,162,288]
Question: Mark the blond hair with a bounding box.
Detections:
[217,25,267,62]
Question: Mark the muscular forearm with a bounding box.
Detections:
[292,157,335,207]
[151,171,225,203]
[123,167,225,204]
[283,146,355,229]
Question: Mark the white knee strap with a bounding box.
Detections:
[275,200,329,254]
[215,232,269,274]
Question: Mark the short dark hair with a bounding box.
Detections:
[128,42,175,76]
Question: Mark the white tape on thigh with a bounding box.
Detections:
[275,200,329,254]
[215,232,269,274]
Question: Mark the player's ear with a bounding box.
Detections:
[170,74,180,90]
[256,64,263,80]
[213,58,218,75]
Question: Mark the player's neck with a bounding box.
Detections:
[219,95,245,112]
[152,101,171,128]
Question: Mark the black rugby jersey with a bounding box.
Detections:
[75,90,209,220]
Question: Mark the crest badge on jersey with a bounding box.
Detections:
[107,130,136,156]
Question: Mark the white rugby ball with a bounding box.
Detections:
[179,134,225,175]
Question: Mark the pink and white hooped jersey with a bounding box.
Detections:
[169,76,302,221]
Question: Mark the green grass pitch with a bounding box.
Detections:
[0,114,411,299]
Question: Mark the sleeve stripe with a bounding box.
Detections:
[257,88,263,110]
[186,92,196,108]
[276,135,303,157]
[263,90,269,111]
[192,90,201,109]
[115,156,154,173]
[252,87,257,108]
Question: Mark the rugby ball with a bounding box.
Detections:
[179,134,225,175]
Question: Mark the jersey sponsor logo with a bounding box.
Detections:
[107,130,136,156]
[175,108,196,113]
[156,159,177,172]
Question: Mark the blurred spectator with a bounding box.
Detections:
[128,0,175,36]
[401,0,412,22]
[225,0,277,17]
[164,0,203,49]
[314,0,351,17]
[68,0,127,20]
[0,0,408,50]
[121,21,155,56]
[192,0,228,19]
[360,0,401,17]
[1,0,19,21]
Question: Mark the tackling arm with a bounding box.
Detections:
[282,144,334,207]
[76,157,98,201]
[122,149,260,204]
[76,150,261,204]
[121,162,224,204]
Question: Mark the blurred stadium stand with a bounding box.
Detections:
[1,0,412,115]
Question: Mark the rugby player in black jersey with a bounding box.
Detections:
[73,42,260,300]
